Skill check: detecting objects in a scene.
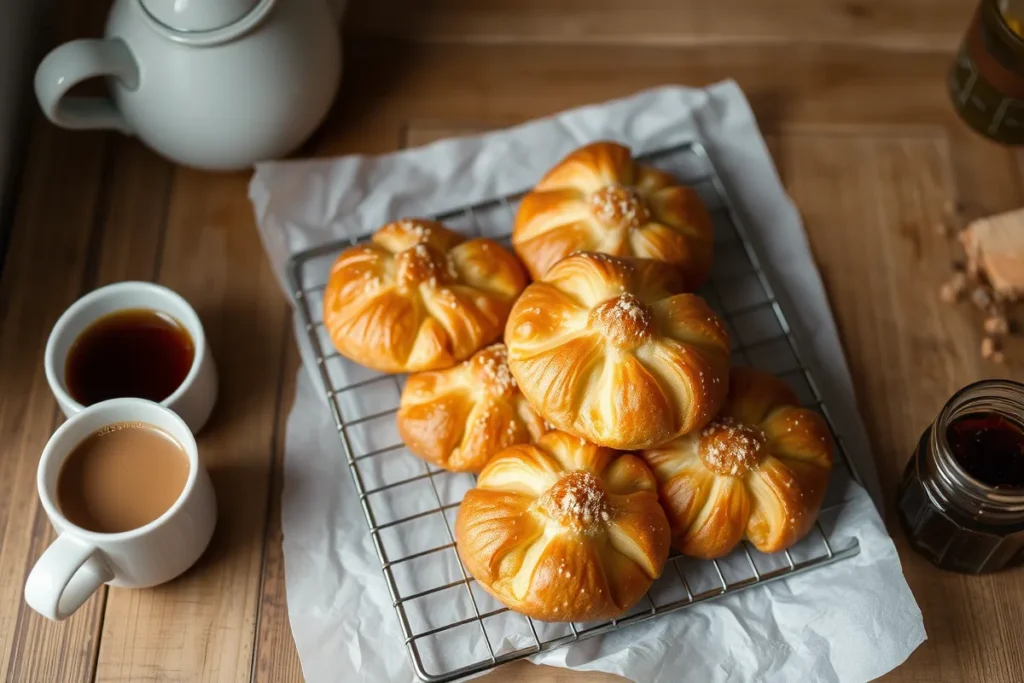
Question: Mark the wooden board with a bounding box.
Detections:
[5,134,179,683]
[0,117,111,683]
[92,167,290,683]
[3,7,1024,683]
[315,41,958,160]
[345,0,974,51]
[771,130,1024,682]
[251,342,305,683]
[0,0,112,678]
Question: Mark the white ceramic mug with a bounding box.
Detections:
[45,281,218,433]
[24,398,217,621]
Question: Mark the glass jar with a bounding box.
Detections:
[949,0,1024,144]
[897,379,1024,573]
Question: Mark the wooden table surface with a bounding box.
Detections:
[4,0,1024,681]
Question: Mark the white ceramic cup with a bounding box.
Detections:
[24,398,217,621]
[45,281,218,433]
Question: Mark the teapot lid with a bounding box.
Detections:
[138,0,260,32]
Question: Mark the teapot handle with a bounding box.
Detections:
[34,39,138,134]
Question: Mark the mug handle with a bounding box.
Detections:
[24,533,114,621]
[34,38,138,134]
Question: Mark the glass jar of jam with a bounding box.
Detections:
[949,0,1024,144]
[898,379,1024,573]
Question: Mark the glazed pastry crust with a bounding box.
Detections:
[322,219,527,372]
[397,344,547,472]
[513,141,713,284]
[455,431,670,622]
[642,367,835,558]
[504,252,730,450]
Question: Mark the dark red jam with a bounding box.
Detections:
[897,381,1024,574]
[946,413,1024,490]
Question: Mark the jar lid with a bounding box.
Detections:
[138,0,259,32]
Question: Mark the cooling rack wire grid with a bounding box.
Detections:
[288,141,864,682]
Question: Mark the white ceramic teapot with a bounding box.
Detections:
[35,0,341,170]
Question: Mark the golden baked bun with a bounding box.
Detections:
[397,344,548,472]
[455,431,670,622]
[641,367,835,559]
[322,219,527,373]
[504,252,730,450]
[512,141,713,283]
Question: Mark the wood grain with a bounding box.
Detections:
[310,39,957,162]
[5,134,176,683]
[251,341,304,683]
[893,134,1024,683]
[345,0,973,51]
[92,168,290,683]
[5,3,1024,682]
[0,118,110,683]
[0,0,113,677]
[771,130,1024,683]
[91,138,175,287]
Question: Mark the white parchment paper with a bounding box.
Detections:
[249,82,926,683]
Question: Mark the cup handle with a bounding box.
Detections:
[34,38,138,134]
[24,533,114,621]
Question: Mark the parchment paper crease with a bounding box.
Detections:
[249,81,926,683]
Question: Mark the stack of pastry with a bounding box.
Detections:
[321,141,835,623]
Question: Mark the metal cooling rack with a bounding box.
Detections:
[287,140,864,682]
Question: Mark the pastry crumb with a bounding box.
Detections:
[940,273,969,304]
[984,315,1010,337]
[981,336,999,360]
[970,286,994,310]
[942,207,1024,365]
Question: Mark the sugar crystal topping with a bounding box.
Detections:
[395,241,449,290]
[612,292,646,321]
[472,344,517,396]
[444,252,459,279]
[698,417,767,476]
[399,219,432,244]
[589,292,652,348]
[589,185,651,229]
[537,471,610,533]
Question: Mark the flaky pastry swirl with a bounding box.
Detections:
[397,344,547,472]
[455,431,670,622]
[505,252,730,450]
[512,141,713,283]
[642,367,834,558]
[322,219,526,372]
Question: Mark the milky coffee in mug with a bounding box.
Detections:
[57,421,190,534]
[25,398,217,622]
